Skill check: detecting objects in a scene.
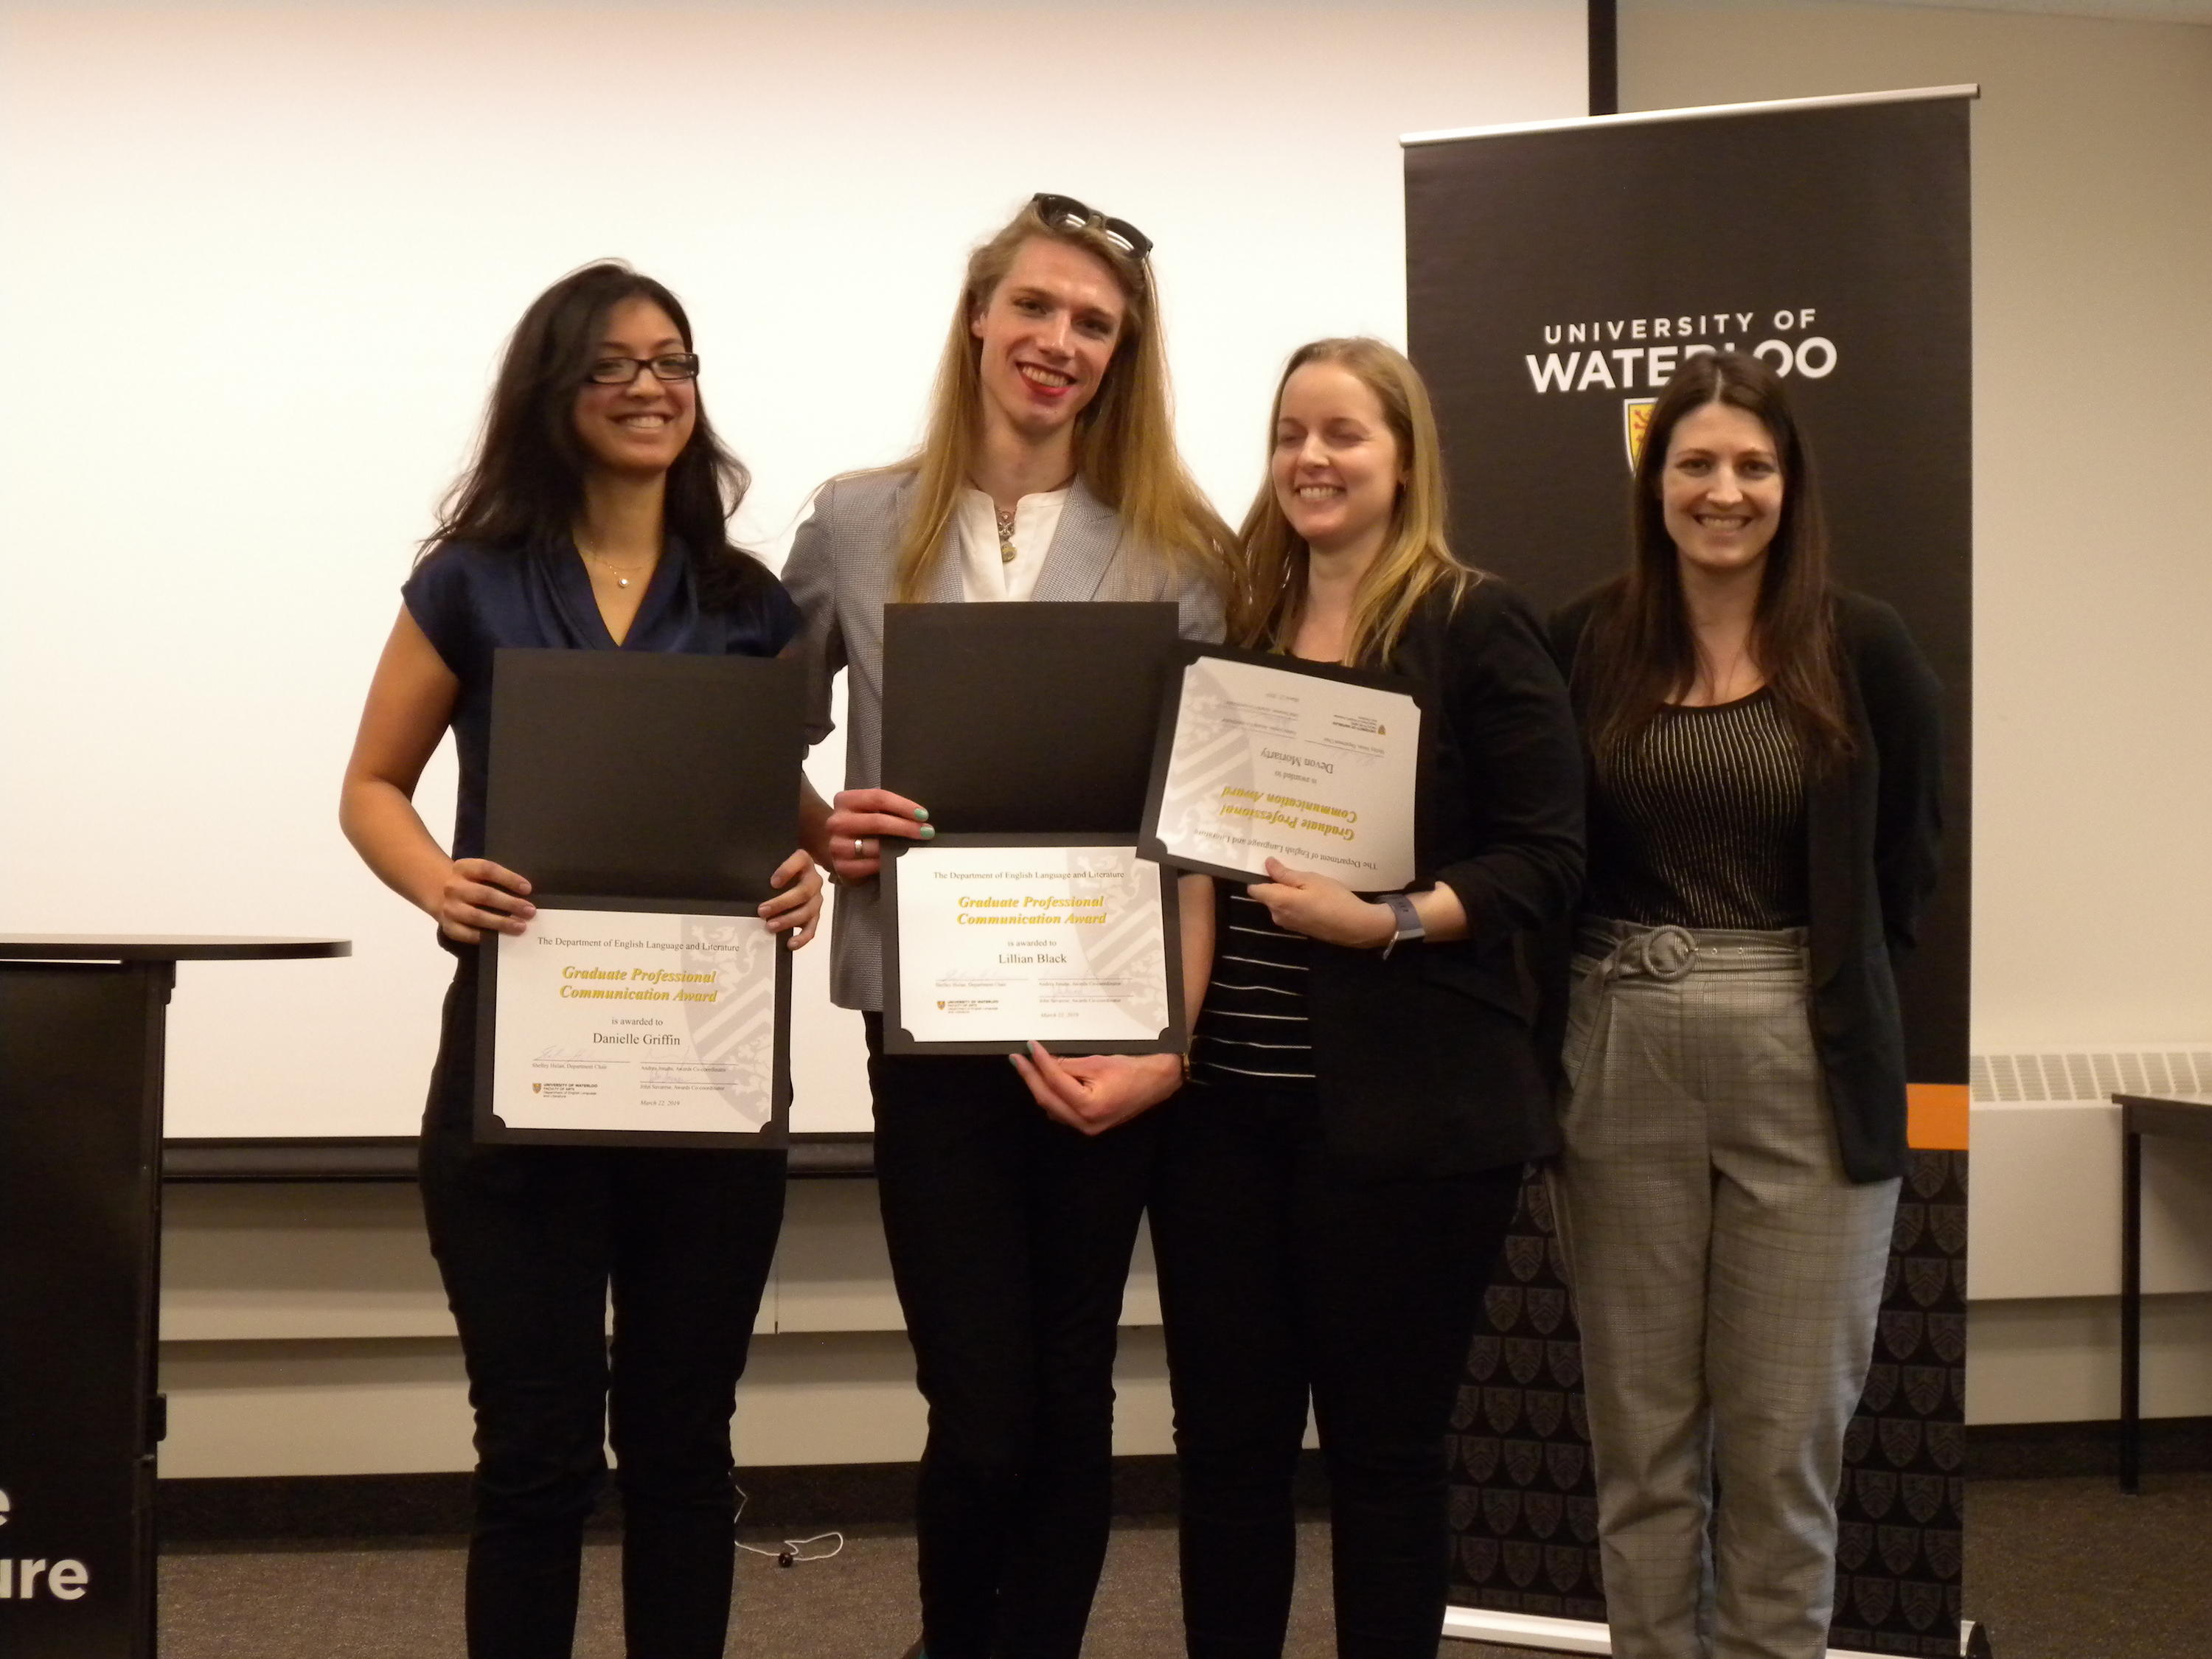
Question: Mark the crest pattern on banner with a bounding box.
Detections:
[1448,1153,1968,1657]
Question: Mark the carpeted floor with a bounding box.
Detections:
[159,1474,2212,1658]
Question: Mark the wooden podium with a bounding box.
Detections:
[0,936,347,1658]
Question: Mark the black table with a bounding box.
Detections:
[0,936,347,1657]
[2112,1091,2212,1493]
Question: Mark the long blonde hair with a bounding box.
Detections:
[1230,337,1479,666]
[887,198,1232,602]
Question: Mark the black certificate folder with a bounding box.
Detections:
[880,602,1180,834]
[476,650,801,1148]
[484,648,804,902]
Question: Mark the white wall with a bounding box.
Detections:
[50,0,2212,1479]
[0,0,1584,1141]
[156,1178,1177,1476]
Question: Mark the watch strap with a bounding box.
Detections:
[1380,891,1423,957]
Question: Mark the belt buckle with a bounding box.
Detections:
[1638,926,1697,981]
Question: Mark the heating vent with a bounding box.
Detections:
[1969,1049,2212,1105]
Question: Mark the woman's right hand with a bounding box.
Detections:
[823,788,932,884]
[433,858,535,942]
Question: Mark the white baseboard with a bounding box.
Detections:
[1440,1606,1902,1658]
[1441,1607,1611,1654]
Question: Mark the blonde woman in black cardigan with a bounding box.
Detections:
[1548,349,1944,1659]
[1023,338,1581,1658]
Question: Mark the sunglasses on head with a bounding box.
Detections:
[1030,192,1153,260]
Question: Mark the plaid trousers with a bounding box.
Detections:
[1548,920,1899,1659]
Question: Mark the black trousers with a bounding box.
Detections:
[420,959,787,1659]
[1149,1082,1523,1659]
[864,1014,1161,1659]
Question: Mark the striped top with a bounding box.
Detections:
[1590,687,1809,930]
[1189,888,1315,1090]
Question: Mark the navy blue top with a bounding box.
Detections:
[403,535,801,866]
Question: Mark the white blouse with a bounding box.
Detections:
[954,486,1068,602]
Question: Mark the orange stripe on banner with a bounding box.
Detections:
[1907,1083,1970,1150]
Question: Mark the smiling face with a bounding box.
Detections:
[571,297,698,478]
[1659,398,1784,580]
[1270,360,1405,560]
[968,236,1127,443]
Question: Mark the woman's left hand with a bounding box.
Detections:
[1010,1044,1183,1136]
[1247,858,1396,949]
[759,847,825,949]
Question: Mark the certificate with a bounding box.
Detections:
[1141,645,1427,891]
[475,900,788,1146]
[881,835,1186,1056]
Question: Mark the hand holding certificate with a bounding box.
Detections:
[1141,646,1429,891]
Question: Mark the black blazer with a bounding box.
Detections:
[1548,587,1944,1183]
[1298,578,1585,1183]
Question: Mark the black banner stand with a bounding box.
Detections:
[0,936,348,1658]
[1403,82,1976,1659]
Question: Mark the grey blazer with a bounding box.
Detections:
[783,468,1226,1010]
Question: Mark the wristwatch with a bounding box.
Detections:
[1380,892,1425,958]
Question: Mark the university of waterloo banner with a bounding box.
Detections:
[1405,93,1972,1657]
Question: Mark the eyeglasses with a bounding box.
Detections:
[1030,193,1153,260]
[585,352,700,386]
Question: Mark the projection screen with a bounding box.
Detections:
[0,1,1587,1139]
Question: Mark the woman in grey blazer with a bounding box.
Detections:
[783,195,1228,1659]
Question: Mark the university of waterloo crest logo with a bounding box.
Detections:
[532,1082,543,1094]
[1624,397,1657,470]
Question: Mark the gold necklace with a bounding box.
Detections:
[994,505,1018,565]
[578,540,654,590]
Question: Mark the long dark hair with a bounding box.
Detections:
[1577,349,1853,765]
[420,261,771,608]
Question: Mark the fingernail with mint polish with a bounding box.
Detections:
[914,807,930,822]
[920,825,936,838]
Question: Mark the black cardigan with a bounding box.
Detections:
[1548,587,1945,1183]
[1296,577,1586,1183]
